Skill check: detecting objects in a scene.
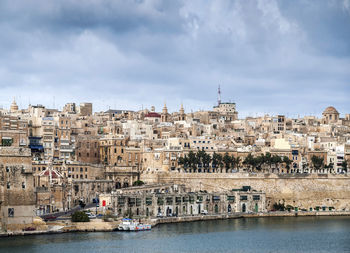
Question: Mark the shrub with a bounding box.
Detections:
[103,211,114,222]
[273,202,286,211]
[133,180,145,186]
[71,211,90,222]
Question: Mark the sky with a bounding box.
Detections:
[0,0,349,118]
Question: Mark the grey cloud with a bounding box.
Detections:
[0,0,349,117]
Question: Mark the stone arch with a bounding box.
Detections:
[228,204,232,213]
[115,177,121,189]
[242,203,246,213]
[123,178,129,188]
[215,204,219,213]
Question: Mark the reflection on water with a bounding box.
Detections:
[1,216,349,253]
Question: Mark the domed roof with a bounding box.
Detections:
[323,106,339,115]
[10,97,18,112]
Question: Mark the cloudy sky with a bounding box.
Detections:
[0,0,349,117]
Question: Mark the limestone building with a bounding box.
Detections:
[0,146,35,231]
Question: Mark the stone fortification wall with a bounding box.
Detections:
[141,172,350,211]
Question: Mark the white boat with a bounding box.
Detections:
[118,218,152,231]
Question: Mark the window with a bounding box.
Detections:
[2,137,13,146]
[6,166,9,172]
[22,182,25,189]
[85,168,88,172]
[7,182,10,189]
[8,208,14,217]
[240,195,248,201]
[253,195,260,200]
[227,196,235,201]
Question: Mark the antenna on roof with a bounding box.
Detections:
[218,84,221,106]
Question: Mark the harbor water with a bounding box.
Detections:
[0,216,349,253]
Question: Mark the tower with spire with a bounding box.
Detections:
[218,84,221,106]
[179,103,185,121]
[161,102,169,122]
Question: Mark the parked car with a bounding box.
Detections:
[86,213,96,219]
[44,216,57,222]
[24,227,36,231]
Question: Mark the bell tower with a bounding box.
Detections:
[161,102,169,122]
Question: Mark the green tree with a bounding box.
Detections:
[264,152,273,171]
[272,155,282,171]
[133,180,145,186]
[211,152,219,168]
[255,154,266,172]
[196,150,206,169]
[283,156,292,172]
[71,211,90,222]
[212,152,222,171]
[232,156,241,171]
[311,155,324,171]
[223,152,232,172]
[243,153,254,172]
[341,160,348,173]
[272,203,286,211]
[188,151,197,170]
[202,152,212,169]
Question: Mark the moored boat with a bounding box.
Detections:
[117,218,151,231]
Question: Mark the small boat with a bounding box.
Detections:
[118,218,152,231]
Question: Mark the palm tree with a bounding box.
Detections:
[236,156,241,171]
[223,152,232,173]
[202,152,212,171]
[188,151,197,172]
[255,154,266,172]
[243,153,256,172]
[211,152,219,170]
[341,160,348,173]
[264,152,272,172]
[196,150,206,171]
[271,155,282,173]
[216,153,224,172]
[283,156,292,173]
[311,155,324,173]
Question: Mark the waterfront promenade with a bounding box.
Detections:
[1,210,349,237]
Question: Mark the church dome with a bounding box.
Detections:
[323,106,339,115]
[10,98,18,112]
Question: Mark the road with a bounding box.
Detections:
[40,203,97,220]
